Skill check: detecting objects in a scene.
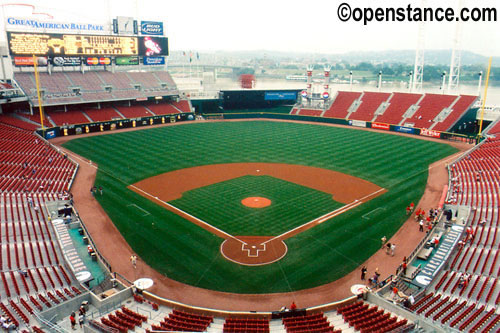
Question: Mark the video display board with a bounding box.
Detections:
[7,32,169,56]
[138,36,168,56]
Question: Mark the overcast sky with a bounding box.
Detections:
[1,0,499,56]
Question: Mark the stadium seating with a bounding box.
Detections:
[373,92,422,125]
[323,91,361,119]
[153,71,178,87]
[64,71,103,91]
[83,107,123,122]
[16,112,52,127]
[0,122,82,331]
[336,301,408,333]
[46,110,90,126]
[486,119,500,135]
[146,101,189,115]
[348,92,390,122]
[115,105,154,118]
[432,95,477,132]
[297,108,323,117]
[14,70,179,106]
[282,312,336,333]
[157,309,213,332]
[172,99,191,113]
[403,93,457,129]
[223,317,270,333]
[410,135,500,332]
[0,114,40,131]
[289,91,475,132]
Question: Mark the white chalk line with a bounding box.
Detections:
[131,185,385,260]
[129,185,243,244]
[127,203,150,216]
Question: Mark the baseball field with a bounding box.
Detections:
[62,120,458,294]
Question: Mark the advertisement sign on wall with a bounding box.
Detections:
[115,56,139,65]
[264,91,297,101]
[14,56,47,66]
[143,56,165,65]
[51,56,81,66]
[393,126,415,134]
[141,21,164,35]
[349,120,367,128]
[420,128,441,138]
[85,57,111,66]
[371,122,390,131]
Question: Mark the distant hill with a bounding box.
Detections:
[177,49,499,66]
[337,50,499,66]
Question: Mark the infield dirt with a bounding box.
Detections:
[51,120,472,311]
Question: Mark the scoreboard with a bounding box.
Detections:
[7,32,168,56]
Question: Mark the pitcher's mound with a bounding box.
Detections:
[241,197,271,208]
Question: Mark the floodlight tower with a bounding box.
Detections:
[412,0,427,92]
[306,64,314,105]
[448,0,464,94]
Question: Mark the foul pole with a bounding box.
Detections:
[32,55,44,130]
[477,57,492,136]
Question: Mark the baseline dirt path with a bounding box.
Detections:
[129,162,385,265]
[50,119,472,312]
[130,163,382,204]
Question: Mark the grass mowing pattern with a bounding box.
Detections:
[63,121,458,293]
[170,175,344,236]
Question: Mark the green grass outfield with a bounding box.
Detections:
[63,121,458,293]
[170,175,344,236]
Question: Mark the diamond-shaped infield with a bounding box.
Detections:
[169,175,343,236]
[129,163,385,265]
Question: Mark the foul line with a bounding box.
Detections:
[362,207,386,220]
[262,201,362,245]
[263,187,386,245]
[127,204,150,216]
[131,184,386,260]
[129,185,244,245]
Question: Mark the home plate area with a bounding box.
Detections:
[220,236,288,266]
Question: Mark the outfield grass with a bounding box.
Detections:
[63,121,458,293]
[170,175,344,236]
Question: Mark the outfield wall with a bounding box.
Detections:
[219,112,476,143]
[36,107,475,145]
[36,112,195,139]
